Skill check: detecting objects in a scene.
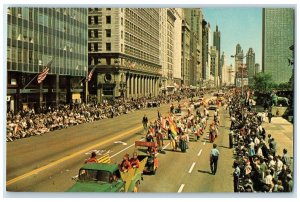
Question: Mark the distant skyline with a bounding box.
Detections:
[203,8,262,70]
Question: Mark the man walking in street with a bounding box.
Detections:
[210,144,220,175]
[268,110,273,123]
[142,114,148,134]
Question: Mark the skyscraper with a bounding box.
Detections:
[7,8,88,112]
[184,8,203,87]
[159,8,176,91]
[202,20,211,83]
[213,25,221,85]
[210,46,219,88]
[172,9,184,86]
[88,8,161,102]
[181,18,191,86]
[246,48,255,85]
[234,43,244,73]
[255,63,261,74]
[262,8,294,84]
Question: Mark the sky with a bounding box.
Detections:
[203,8,262,69]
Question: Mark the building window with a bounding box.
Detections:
[106,58,111,65]
[29,8,33,21]
[94,43,98,51]
[17,8,22,18]
[106,16,111,24]
[106,29,111,37]
[106,43,111,51]
[7,47,11,62]
[106,8,111,10]
[121,44,123,52]
[121,17,123,26]
[94,16,98,24]
[18,50,22,63]
[29,50,33,63]
[121,31,123,39]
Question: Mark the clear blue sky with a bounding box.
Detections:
[203,8,262,69]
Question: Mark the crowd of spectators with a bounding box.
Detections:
[228,90,293,192]
[6,90,195,142]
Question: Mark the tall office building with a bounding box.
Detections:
[159,8,176,92]
[220,52,226,86]
[172,8,183,86]
[234,43,244,73]
[213,25,221,85]
[184,8,203,87]
[181,18,191,86]
[255,63,261,74]
[88,8,161,102]
[210,46,219,88]
[246,48,255,85]
[262,8,294,84]
[202,20,208,81]
[7,8,88,112]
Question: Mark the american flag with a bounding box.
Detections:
[87,67,96,82]
[37,67,49,83]
[37,58,54,84]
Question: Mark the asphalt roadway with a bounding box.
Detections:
[7,93,293,194]
[6,94,234,193]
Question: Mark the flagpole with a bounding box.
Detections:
[23,73,39,90]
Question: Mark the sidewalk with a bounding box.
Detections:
[262,117,294,158]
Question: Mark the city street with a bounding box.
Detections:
[6,93,231,192]
[6,92,294,193]
[5,6,295,195]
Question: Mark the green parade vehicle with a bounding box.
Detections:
[68,155,147,192]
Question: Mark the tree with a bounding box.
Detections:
[252,72,274,93]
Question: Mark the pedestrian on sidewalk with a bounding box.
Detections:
[210,143,220,175]
[233,160,241,192]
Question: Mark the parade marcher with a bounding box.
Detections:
[210,144,220,175]
[130,152,140,168]
[85,152,98,164]
[142,114,148,134]
[120,154,132,172]
[168,128,176,151]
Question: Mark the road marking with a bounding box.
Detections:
[85,149,106,155]
[162,142,170,150]
[197,149,202,156]
[177,184,185,193]
[155,142,170,157]
[203,141,206,145]
[6,125,143,186]
[111,138,144,158]
[188,162,196,173]
[114,141,128,145]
